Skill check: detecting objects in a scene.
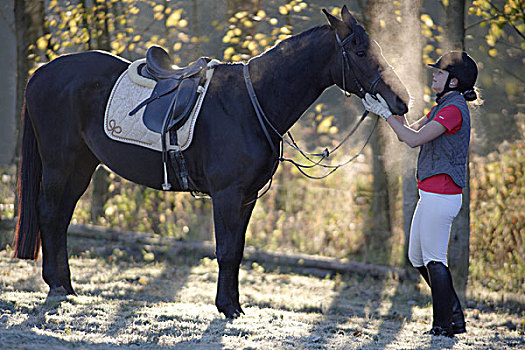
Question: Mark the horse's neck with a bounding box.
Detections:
[249,27,335,133]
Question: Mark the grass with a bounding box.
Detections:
[0,235,523,350]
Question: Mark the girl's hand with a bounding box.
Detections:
[361,93,393,120]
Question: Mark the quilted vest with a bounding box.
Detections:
[416,91,471,188]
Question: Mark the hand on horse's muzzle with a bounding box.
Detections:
[362,93,393,121]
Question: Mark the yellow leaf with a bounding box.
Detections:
[179,19,188,28]
[166,11,181,27]
[279,6,288,15]
[248,41,257,52]
[36,37,48,50]
[138,277,148,285]
[317,116,334,133]
[269,18,278,25]
[488,48,498,57]
[420,14,433,27]
[280,27,291,34]
[224,46,234,58]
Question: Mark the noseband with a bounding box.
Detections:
[335,32,383,97]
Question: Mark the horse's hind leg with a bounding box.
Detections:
[39,146,99,295]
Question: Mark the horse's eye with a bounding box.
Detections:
[356,51,366,57]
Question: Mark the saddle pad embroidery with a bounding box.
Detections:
[104,59,217,152]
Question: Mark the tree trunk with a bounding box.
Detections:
[364,0,426,265]
[397,0,425,266]
[14,0,44,216]
[443,0,469,303]
[361,0,394,264]
[90,0,112,223]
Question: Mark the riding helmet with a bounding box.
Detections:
[429,51,478,91]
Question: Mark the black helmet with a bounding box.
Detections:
[429,51,478,91]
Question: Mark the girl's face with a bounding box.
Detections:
[431,69,449,93]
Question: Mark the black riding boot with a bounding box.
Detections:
[426,261,456,337]
[416,265,466,334]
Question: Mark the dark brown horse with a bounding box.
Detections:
[14,6,408,318]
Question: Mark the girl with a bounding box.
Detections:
[362,51,480,337]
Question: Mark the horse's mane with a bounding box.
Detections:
[254,22,370,62]
[253,24,333,60]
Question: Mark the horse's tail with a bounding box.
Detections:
[13,102,42,260]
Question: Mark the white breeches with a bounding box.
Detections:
[408,189,462,267]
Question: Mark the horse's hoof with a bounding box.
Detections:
[219,305,241,319]
[48,286,68,297]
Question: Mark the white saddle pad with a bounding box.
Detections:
[104,58,218,152]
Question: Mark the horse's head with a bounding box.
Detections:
[324,6,409,116]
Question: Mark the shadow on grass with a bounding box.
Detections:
[0,232,223,348]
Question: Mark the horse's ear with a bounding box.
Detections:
[341,5,358,26]
[322,8,351,38]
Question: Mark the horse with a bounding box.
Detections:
[13,6,409,318]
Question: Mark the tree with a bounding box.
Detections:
[396,0,425,267]
[362,0,394,264]
[363,0,424,266]
[13,0,45,217]
[441,0,470,302]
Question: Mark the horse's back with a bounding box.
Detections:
[27,51,128,102]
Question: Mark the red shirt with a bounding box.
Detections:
[417,105,463,194]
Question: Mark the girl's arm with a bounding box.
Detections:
[409,115,430,131]
[386,116,446,148]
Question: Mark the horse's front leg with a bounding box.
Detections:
[212,189,256,318]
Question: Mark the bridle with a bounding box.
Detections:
[335,32,383,98]
[242,29,389,202]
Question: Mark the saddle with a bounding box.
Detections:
[130,46,211,133]
[128,46,212,191]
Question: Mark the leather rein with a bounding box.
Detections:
[243,31,385,188]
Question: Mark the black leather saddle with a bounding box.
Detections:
[129,46,211,134]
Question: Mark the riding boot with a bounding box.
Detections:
[450,288,466,334]
[416,265,430,286]
[417,265,466,334]
[426,261,455,337]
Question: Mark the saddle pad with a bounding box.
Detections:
[104,58,218,152]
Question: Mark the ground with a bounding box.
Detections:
[0,233,523,350]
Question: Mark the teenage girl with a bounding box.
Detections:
[362,51,480,337]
